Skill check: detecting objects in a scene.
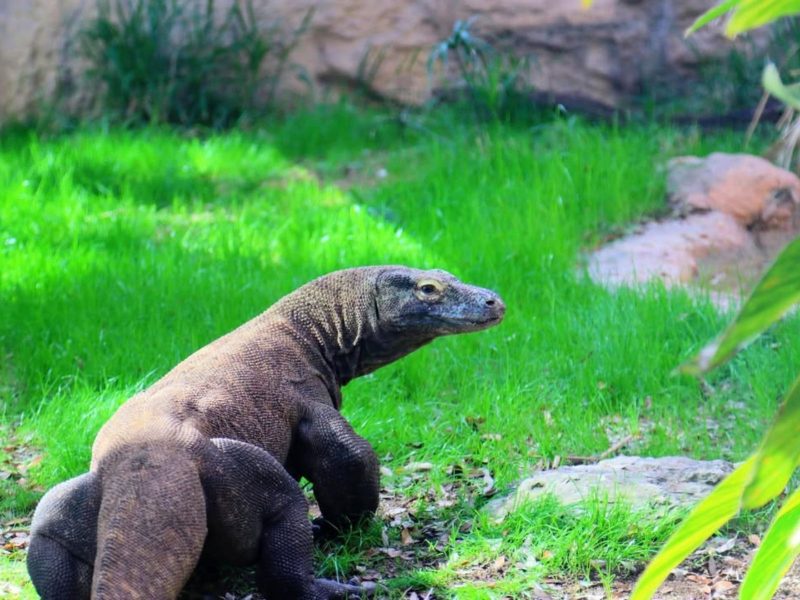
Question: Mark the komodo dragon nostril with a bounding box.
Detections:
[485,299,496,306]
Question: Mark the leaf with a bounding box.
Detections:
[739,485,800,599]
[742,373,800,509]
[686,0,800,37]
[404,461,434,472]
[685,0,740,36]
[682,238,800,375]
[727,0,800,36]
[630,457,755,600]
[763,62,800,111]
[400,528,414,546]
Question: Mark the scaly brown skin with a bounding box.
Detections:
[27,266,505,600]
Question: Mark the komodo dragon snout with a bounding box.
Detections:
[28,265,505,600]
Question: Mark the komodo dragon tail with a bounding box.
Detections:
[91,442,207,600]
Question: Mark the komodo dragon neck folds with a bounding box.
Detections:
[28,266,505,599]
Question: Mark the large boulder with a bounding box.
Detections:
[0,0,759,121]
[668,153,800,230]
[588,153,800,297]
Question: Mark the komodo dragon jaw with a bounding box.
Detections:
[27,265,504,600]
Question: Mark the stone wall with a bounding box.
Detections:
[0,0,750,122]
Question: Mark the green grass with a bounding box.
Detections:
[1,103,797,597]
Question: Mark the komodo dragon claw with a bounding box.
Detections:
[315,578,377,598]
[28,266,504,599]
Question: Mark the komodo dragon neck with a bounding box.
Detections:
[266,267,435,389]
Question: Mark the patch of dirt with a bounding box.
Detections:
[1,516,31,556]
[0,424,45,501]
[543,537,800,600]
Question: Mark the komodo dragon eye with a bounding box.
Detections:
[415,279,444,300]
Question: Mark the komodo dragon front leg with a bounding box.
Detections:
[289,403,380,533]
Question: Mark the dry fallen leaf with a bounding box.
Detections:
[492,555,506,571]
[480,468,496,496]
[707,536,737,555]
[713,580,736,593]
[404,462,433,473]
[400,528,414,546]
[687,573,712,586]
[0,583,22,595]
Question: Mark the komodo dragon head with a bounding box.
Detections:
[278,266,505,381]
[375,267,505,336]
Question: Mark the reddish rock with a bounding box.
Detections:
[588,154,800,303]
[587,212,751,287]
[667,153,800,230]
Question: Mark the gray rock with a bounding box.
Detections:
[485,455,734,522]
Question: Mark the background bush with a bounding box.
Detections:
[78,0,310,127]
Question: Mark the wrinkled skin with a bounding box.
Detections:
[28,266,505,600]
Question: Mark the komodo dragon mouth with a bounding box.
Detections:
[28,265,504,600]
[436,312,504,329]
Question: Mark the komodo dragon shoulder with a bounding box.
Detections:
[28,265,505,599]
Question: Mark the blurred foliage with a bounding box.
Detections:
[427,18,537,124]
[689,0,800,37]
[78,0,311,127]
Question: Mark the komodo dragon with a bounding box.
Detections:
[27,266,505,599]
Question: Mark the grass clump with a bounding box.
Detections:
[428,18,536,124]
[409,495,680,595]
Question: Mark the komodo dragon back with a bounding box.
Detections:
[28,266,505,599]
